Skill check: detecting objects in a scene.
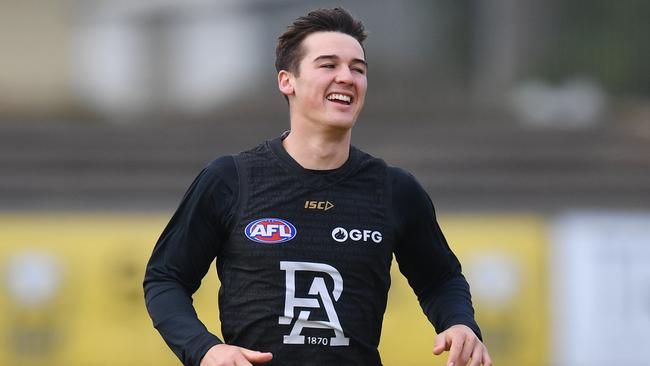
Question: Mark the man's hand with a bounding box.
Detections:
[200,344,273,366]
[433,324,492,366]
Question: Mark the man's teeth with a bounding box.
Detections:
[327,94,352,103]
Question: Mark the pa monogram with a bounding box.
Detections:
[279,261,349,346]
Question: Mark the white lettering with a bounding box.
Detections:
[249,224,292,238]
[279,225,292,238]
[363,230,372,241]
[250,225,266,237]
[266,224,279,236]
[331,227,383,244]
[279,261,349,346]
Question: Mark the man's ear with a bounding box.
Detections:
[278,70,294,96]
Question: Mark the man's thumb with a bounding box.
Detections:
[240,348,273,363]
[432,333,445,355]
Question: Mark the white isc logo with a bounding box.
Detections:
[279,261,350,346]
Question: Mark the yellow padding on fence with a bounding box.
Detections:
[379,215,548,366]
[0,213,547,366]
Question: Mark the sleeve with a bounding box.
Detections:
[143,156,239,366]
[390,167,482,340]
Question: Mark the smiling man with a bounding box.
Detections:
[278,30,367,171]
[144,7,491,366]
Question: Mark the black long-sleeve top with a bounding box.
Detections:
[144,136,481,366]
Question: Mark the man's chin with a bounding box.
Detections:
[324,113,359,129]
[326,119,356,132]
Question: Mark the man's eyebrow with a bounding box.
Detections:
[313,55,368,67]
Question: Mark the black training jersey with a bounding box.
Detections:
[219,137,393,365]
[144,135,480,366]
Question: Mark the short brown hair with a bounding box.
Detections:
[275,7,367,76]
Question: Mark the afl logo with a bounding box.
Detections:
[245,218,297,244]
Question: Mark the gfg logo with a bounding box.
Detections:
[331,227,382,244]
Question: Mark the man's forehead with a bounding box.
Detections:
[301,32,365,59]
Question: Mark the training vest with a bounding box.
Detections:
[216,137,395,365]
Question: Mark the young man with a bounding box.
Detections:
[144,8,492,366]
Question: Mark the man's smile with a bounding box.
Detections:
[326,92,353,105]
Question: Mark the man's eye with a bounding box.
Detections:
[321,64,335,68]
[353,68,366,74]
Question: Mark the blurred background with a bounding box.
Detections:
[1,0,649,365]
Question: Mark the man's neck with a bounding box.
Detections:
[282,126,351,170]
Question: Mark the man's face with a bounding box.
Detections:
[284,31,367,132]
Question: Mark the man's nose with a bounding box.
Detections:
[334,67,354,84]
